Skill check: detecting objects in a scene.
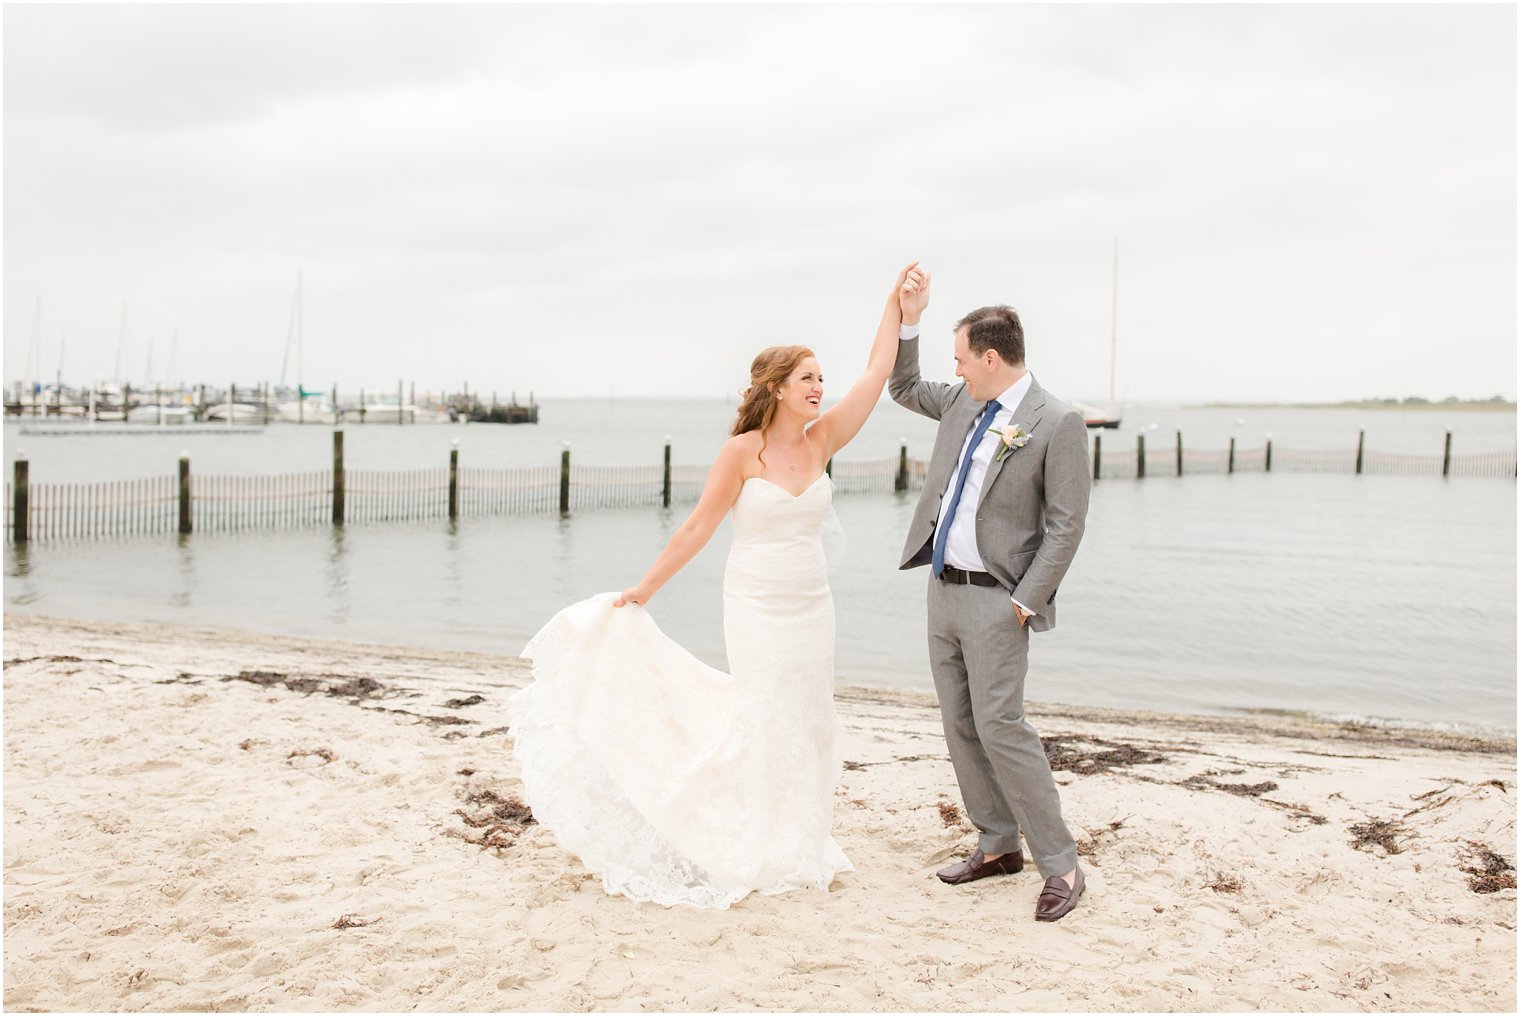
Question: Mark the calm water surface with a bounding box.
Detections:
[4,404,1515,732]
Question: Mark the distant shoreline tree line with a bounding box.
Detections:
[1204,395,1514,410]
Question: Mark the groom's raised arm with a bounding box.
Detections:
[888,327,958,421]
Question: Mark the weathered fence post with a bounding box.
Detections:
[1137,434,1146,479]
[332,429,346,525]
[896,439,909,492]
[1228,437,1236,474]
[1175,431,1184,477]
[560,442,571,517]
[1265,437,1273,473]
[662,437,672,508]
[178,454,192,534]
[449,440,459,520]
[1092,433,1101,481]
[1355,429,1365,475]
[12,454,28,545]
[1442,431,1453,478]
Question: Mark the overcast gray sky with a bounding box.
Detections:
[4,3,1515,403]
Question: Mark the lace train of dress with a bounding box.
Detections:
[507,474,851,909]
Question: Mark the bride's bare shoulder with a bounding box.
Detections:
[717,431,764,480]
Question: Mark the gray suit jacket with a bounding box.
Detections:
[889,337,1091,633]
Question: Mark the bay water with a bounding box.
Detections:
[4,401,1514,732]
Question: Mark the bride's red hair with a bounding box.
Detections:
[731,344,816,466]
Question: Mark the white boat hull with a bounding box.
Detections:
[126,406,195,425]
[203,403,267,424]
[275,401,337,424]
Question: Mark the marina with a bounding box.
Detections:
[3,381,539,426]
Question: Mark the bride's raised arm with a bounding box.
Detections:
[811,262,924,460]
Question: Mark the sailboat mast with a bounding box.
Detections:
[1109,236,1118,413]
[26,295,40,394]
[116,301,129,385]
[297,269,304,395]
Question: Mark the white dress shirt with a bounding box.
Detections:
[901,321,1037,616]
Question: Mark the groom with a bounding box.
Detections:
[889,271,1092,922]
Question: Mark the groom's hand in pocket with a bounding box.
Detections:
[1014,604,1031,627]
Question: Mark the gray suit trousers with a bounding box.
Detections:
[927,576,1078,877]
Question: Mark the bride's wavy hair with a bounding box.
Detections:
[731,344,816,466]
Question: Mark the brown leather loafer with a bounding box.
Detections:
[936,848,1025,885]
[1034,866,1085,921]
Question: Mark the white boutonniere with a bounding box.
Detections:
[994,424,1032,462]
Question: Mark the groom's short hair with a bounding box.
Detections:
[956,306,1025,366]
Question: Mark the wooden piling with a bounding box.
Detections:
[1443,431,1453,478]
[12,456,28,544]
[1175,431,1183,477]
[1137,434,1146,479]
[1228,437,1236,474]
[359,388,366,424]
[449,444,459,519]
[559,444,571,517]
[662,438,672,508]
[179,455,192,534]
[1092,433,1101,481]
[332,429,346,524]
[1265,439,1273,473]
[1355,430,1365,475]
[897,439,910,492]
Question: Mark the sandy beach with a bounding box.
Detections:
[3,612,1515,1012]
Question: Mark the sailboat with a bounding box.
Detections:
[273,270,337,424]
[1077,238,1123,430]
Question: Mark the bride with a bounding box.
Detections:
[509,262,926,909]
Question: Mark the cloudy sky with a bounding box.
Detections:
[4,3,1515,403]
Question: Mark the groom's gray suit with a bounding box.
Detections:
[890,336,1090,878]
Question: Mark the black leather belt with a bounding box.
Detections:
[938,565,1000,588]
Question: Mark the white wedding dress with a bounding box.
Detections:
[508,473,852,909]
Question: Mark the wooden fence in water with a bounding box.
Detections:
[5,429,1514,544]
[1090,430,1518,481]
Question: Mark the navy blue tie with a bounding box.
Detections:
[932,399,1002,578]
